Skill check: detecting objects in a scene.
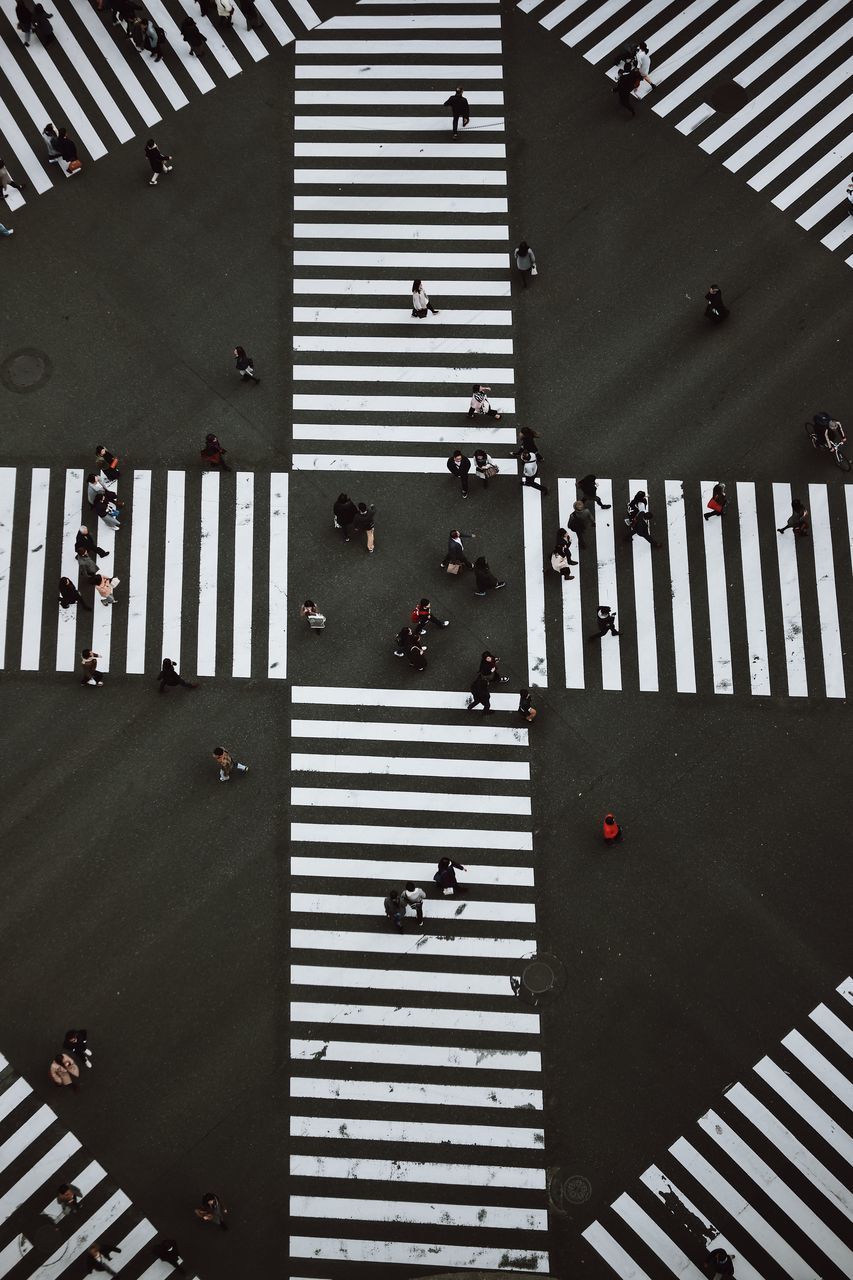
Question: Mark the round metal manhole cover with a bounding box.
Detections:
[522,960,555,994]
[709,80,749,114]
[564,1175,592,1204]
[1,348,53,393]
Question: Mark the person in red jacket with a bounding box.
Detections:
[602,813,623,844]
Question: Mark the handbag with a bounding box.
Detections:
[446,562,461,575]
[67,159,82,174]
[707,497,723,513]
[483,464,499,478]
[531,264,538,276]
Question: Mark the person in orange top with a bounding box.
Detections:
[49,1053,80,1089]
[602,814,622,845]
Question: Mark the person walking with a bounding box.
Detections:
[473,555,506,596]
[444,86,469,138]
[86,471,113,507]
[80,649,105,687]
[447,449,471,497]
[57,128,81,174]
[704,284,729,321]
[407,640,427,671]
[145,139,173,186]
[411,597,449,632]
[56,1184,83,1217]
[42,123,62,163]
[468,384,502,419]
[300,599,326,633]
[510,426,542,460]
[602,813,623,844]
[63,1029,93,1070]
[434,856,466,894]
[479,651,510,684]
[520,450,549,495]
[130,15,147,49]
[92,492,123,530]
[212,748,249,782]
[473,448,499,487]
[393,625,418,657]
[86,1242,121,1274]
[95,445,120,483]
[194,1192,228,1228]
[577,475,610,510]
[568,499,594,549]
[214,0,234,26]
[702,1247,735,1279]
[704,482,728,521]
[0,161,26,202]
[550,543,574,581]
[32,2,54,45]
[518,689,537,722]
[778,497,809,537]
[93,574,119,606]
[49,1053,80,1089]
[235,0,262,29]
[200,433,231,471]
[555,527,577,564]
[59,576,92,610]
[233,345,259,383]
[588,605,619,641]
[467,671,494,713]
[353,501,375,553]
[144,17,165,58]
[159,658,198,692]
[614,64,641,116]
[332,493,357,541]
[180,15,207,55]
[635,40,654,86]
[411,279,439,317]
[441,528,475,571]
[402,882,425,928]
[384,887,406,931]
[847,176,853,217]
[76,525,109,566]
[157,1240,187,1274]
[514,241,536,287]
[15,0,33,45]
[627,493,661,547]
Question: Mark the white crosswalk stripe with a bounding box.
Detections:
[519,0,853,263]
[289,685,551,1273]
[548,476,853,699]
[583,977,853,1280]
[0,1053,199,1279]
[0,0,322,210]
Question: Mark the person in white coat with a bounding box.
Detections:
[411,279,440,318]
[215,0,234,26]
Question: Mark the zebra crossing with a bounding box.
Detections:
[288,684,551,1275]
[551,476,853,699]
[0,1051,197,1279]
[583,975,853,1280]
[290,3,515,471]
[517,0,853,266]
[0,0,321,211]
[0,466,289,678]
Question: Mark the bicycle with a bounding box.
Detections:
[804,419,852,472]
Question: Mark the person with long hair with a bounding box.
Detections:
[411,279,439,318]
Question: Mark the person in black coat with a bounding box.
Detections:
[435,856,466,893]
[479,651,509,684]
[59,577,92,611]
[577,475,611,510]
[446,449,471,497]
[467,672,494,713]
[333,493,357,541]
[180,15,207,56]
[57,128,78,166]
[444,87,469,138]
[14,0,33,45]
[441,529,475,570]
[704,284,729,321]
[76,524,108,561]
[32,3,54,44]
[473,556,505,596]
[158,658,198,693]
[63,1028,93,1068]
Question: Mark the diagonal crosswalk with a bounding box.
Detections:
[288,684,551,1275]
[518,0,853,267]
[583,976,853,1280]
[0,1051,198,1279]
[0,0,321,212]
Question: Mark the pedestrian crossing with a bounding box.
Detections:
[551,477,853,698]
[0,1051,198,1279]
[0,466,289,679]
[517,0,853,265]
[0,0,321,212]
[582,975,853,1280]
[288,684,551,1275]
[290,5,517,473]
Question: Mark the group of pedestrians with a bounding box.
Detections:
[333,493,376,552]
[446,439,547,498]
[383,857,482,931]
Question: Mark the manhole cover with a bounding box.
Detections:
[1,348,52,392]
[564,1174,593,1204]
[522,960,555,994]
[709,80,749,114]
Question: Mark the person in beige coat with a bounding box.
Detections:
[93,574,119,606]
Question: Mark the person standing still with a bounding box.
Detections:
[588,605,619,641]
[212,747,249,782]
[568,499,594,549]
[234,346,259,383]
[444,87,469,138]
[15,0,33,44]
[447,449,471,498]
[411,279,439,317]
[145,139,173,186]
[514,241,536,287]
[402,882,425,928]
[353,501,376,554]
[384,887,406,932]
